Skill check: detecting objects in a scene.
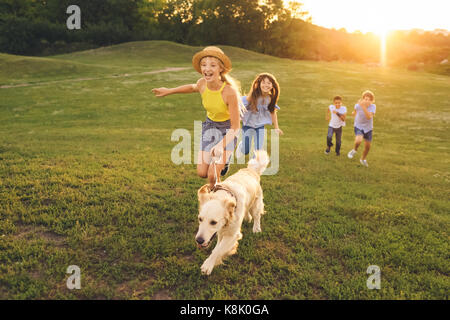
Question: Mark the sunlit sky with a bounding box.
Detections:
[292,0,450,34]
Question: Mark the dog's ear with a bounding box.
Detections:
[198,184,212,206]
[223,197,236,224]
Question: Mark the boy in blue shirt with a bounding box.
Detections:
[347,90,376,167]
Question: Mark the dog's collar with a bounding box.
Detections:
[211,184,236,202]
[211,184,236,228]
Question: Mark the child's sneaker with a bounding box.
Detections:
[220,163,229,176]
[235,141,244,159]
[336,152,340,156]
[325,147,331,155]
[220,154,233,176]
[360,159,368,167]
[347,149,356,159]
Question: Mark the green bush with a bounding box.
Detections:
[0,14,136,55]
[0,15,69,55]
[0,15,37,54]
[83,22,133,46]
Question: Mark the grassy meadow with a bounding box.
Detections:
[0,41,449,299]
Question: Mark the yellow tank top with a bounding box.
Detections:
[201,82,230,122]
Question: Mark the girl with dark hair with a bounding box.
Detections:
[236,73,283,158]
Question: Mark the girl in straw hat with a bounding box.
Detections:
[152,46,245,188]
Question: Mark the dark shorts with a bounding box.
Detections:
[354,127,373,142]
[201,117,237,152]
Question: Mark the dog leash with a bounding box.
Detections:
[211,150,222,189]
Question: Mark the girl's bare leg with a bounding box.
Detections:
[197,151,211,179]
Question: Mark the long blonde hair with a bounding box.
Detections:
[214,58,246,117]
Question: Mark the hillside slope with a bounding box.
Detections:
[0,41,449,300]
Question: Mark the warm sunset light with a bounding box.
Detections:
[380,30,387,67]
[295,0,450,34]
[290,0,449,66]
[2,0,449,303]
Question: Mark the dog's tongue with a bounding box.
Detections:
[197,243,204,249]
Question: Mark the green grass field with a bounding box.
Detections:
[0,41,449,299]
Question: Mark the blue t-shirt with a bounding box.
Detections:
[354,103,376,132]
[241,96,280,128]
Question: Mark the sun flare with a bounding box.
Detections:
[380,31,387,67]
[296,0,450,34]
[374,25,390,67]
[291,0,450,67]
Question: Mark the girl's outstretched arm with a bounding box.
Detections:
[152,79,201,97]
[271,110,283,135]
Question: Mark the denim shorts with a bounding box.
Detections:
[200,117,237,152]
[354,127,373,142]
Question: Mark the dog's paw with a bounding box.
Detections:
[201,259,215,275]
[252,225,262,233]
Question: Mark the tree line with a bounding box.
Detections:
[1,0,448,74]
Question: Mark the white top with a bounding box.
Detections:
[328,105,347,128]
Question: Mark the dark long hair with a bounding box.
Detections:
[246,73,280,113]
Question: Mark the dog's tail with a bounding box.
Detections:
[247,150,270,175]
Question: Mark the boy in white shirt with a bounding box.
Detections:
[325,96,347,156]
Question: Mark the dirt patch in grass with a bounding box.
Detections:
[12,224,67,248]
[115,277,156,299]
[152,289,172,300]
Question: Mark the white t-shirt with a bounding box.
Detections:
[328,105,347,128]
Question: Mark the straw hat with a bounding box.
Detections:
[192,46,232,74]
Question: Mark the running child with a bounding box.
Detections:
[235,73,283,158]
[347,90,376,167]
[325,95,347,156]
[152,46,245,187]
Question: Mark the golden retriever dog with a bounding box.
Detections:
[195,150,270,275]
